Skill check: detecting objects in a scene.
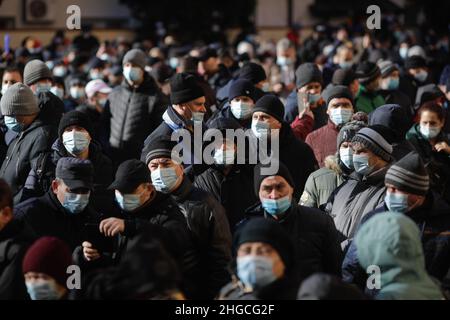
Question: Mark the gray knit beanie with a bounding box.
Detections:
[122,49,147,70]
[0,83,39,116]
[23,59,53,85]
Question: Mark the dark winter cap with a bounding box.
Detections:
[385,152,429,196]
[239,62,267,84]
[55,157,94,190]
[377,60,399,78]
[405,55,427,70]
[252,94,285,123]
[228,79,256,102]
[58,110,94,139]
[109,159,151,194]
[355,61,381,85]
[253,160,294,196]
[144,135,180,165]
[0,83,39,116]
[332,68,356,86]
[122,49,147,70]
[233,218,294,269]
[295,63,323,89]
[22,237,72,286]
[336,120,367,149]
[322,85,354,107]
[23,59,53,85]
[169,72,204,105]
[352,125,394,162]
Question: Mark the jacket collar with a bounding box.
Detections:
[162,105,190,131]
[171,177,193,202]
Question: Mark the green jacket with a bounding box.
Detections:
[300,167,345,208]
[355,212,444,300]
[354,85,385,114]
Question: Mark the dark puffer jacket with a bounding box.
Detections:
[0,118,56,204]
[103,73,168,164]
[343,192,450,293]
[171,178,232,299]
[242,202,343,281]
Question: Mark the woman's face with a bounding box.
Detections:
[420,110,444,131]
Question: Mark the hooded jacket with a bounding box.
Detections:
[355,212,444,300]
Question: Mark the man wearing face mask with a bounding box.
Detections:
[87,57,106,82]
[301,120,367,209]
[0,66,22,99]
[377,60,413,118]
[103,49,168,167]
[144,136,232,299]
[194,117,258,230]
[22,236,72,300]
[354,61,385,114]
[399,55,430,103]
[64,77,87,113]
[285,63,327,133]
[23,59,64,129]
[0,179,33,300]
[342,152,450,293]
[325,125,394,247]
[219,218,299,300]
[14,158,101,250]
[87,159,199,298]
[77,79,112,140]
[208,79,257,129]
[249,95,318,201]
[0,83,56,204]
[243,161,342,281]
[142,72,207,177]
[305,85,355,167]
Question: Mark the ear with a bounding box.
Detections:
[0,206,13,224]
[51,179,59,194]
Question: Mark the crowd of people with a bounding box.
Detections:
[0,18,450,300]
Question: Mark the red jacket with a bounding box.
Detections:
[290,114,314,141]
[305,120,339,167]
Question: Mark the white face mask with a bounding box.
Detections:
[50,86,64,99]
[251,120,271,139]
[230,100,253,120]
[1,84,11,95]
[213,147,235,166]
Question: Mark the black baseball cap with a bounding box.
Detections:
[108,159,151,193]
[55,158,94,190]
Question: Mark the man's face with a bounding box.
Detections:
[178,96,206,121]
[199,57,219,75]
[259,176,293,201]
[2,71,22,88]
[115,183,154,209]
[408,67,427,77]
[29,79,52,94]
[252,112,282,130]
[352,142,382,169]
[51,179,90,206]
[148,158,183,178]
[0,205,13,231]
[237,242,285,280]
[298,82,322,96]
[327,97,353,115]
[385,183,425,212]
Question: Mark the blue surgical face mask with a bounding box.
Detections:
[339,147,353,169]
[251,120,270,139]
[115,191,142,212]
[123,66,143,83]
[353,154,373,176]
[261,82,270,92]
[151,167,180,193]
[329,108,353,126]
[70,87,85,100]
[98,98,108,108]
[26,280,61,300]
[308,93,321,104]
[230,100,253,119]
[90,70,103,80]
[277,56,293,67]
[36,82,52,95]
[385,190,410,213]
[237,255,276,290]
[62,131,90,155]
[381,77,400,91]
[169,57,179,69]
[50,86,64,99]
[190,111,205,124]
[399,47,408,60]
[419,125,441,139]
[4,116,23,133]
[62,192,90,214]
[213,148,235,166]
[339,61,353,70]
[53,66,67,78]
[261,195,292,216]
[414,70,428,83]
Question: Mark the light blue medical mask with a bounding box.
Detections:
[62,192,90,214]
[115,191,142,212]
[98,98,108,108]
[251,120,270,139]
[90,70,103,80]
[151,167,180,193]
[26,280,61,300]
[1,84,11,95]
[385,191,409,213]
[261,82,270,92]
[353,154,373,175]
[382,77,400,91]
[50,86,64,99]
[339,147,353,169]
[261,195,292,216]
[123,66,143,83]
[399,47,408,60]
[230,101,253,119]
[4,116,23,133]
[237,255,276,290]
[277,56,292,67]
[62,131,90,155]
[414,71,428,83]
[169,57,179,69]
[308,93,321,104]
[329,108,353,126]
[190,111,205,125]
[339,61,353,70]
[70,87,85,100]
[53,66,67,78]
[36,82,52,95]
[419,125,441,139]
[213,148,235,166]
